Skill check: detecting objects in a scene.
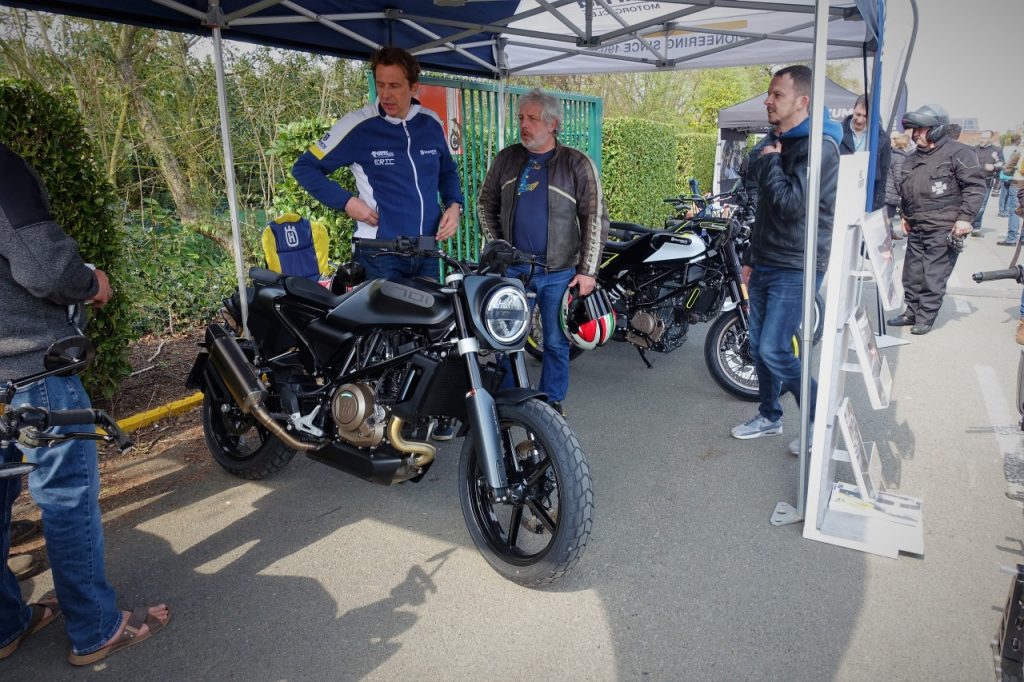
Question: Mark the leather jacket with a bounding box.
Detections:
[477,141,609,275]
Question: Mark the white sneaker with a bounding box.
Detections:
[731,415,783,439]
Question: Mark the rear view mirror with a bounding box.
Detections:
[42,336,95,376]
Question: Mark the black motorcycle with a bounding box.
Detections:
[1,336,134,480]
[527,190,823,401]
[186,237,593,587]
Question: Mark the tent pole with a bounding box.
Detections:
[796,0,831,519]
[496,39,507,149]
[212,22,250,338]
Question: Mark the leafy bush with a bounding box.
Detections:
[0,78,130,396]
[269,118,356,263]
[601,118,678,227]
[675,132,717,196]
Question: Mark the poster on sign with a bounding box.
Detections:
[860,209,903,311]
[847,305,893,409]
[417,84,463,156]
[831,152,869,233]
[835,397,881,501]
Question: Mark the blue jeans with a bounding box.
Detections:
[1,376,120,655]
[507,264,575,402]
[747,267,824,423]
[972,177,994,230]
[1000,181,1013,216]
[1006,190,1021,243]
[355,245,439,282]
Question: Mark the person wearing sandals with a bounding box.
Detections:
[0,143,169,664]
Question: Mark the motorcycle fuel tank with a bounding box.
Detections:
[327,278,453,330]
[642,231,707,263]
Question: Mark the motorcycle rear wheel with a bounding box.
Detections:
[525,306,585,362]
[458,399,593,587]
[704,310,760,401]
[201,393,296,479]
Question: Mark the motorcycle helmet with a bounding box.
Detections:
[559,285,616,351]
[900,104,949,143]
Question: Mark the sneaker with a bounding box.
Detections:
[997,239,1019,246]
[1016,320,1024,346]
[8,554,40,581]
[431,418,455,442]
[731,415,782,440]
[788,426,813,456]
[971,229,982,238]
[549,401,567,417]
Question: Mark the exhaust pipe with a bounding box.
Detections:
[205,324,315,453]
[387,417,436,468]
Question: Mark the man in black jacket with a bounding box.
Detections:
[839,94,891,213]
[887,104,986,335]
[972,130,1004,237]
[730,65,841,456]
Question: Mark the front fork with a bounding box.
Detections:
[451,297,510,502]
[725,241,750,329]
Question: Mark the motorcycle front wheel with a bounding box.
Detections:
[458,399,593,587]
[525,306,585,363]
[201,393,296,479]
[704,310,759,401]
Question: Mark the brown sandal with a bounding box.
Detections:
[0,600,61,660]
[68,605,171,667]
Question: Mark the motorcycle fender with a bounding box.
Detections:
[185,353,208,390]
[493,387,546,406]
[721,297,738,312]
[185,352,232,404]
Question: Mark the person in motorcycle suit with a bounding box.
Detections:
[730,65,841,456]
[0,143,169,664]
[292,46,464,282]
[477,88,610,416]
[887,104,986,335]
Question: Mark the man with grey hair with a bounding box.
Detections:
[478,88,609,416]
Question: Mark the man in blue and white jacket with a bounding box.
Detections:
[292,47,464,281]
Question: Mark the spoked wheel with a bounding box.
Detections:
[201,393,295,479]
[703,310,759,401]
[458,399,593,587]
[525,306,585,363]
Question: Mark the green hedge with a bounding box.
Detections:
[269,117,356,263]
[601,118,677,227]
[0,79,130,397]
[676,132,717,196]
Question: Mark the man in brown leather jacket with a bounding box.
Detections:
[477,88,609,415]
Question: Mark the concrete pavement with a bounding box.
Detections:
[8,200,1023,681]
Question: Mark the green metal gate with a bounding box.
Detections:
[373,76,603,263]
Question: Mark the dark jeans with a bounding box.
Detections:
[747,267,823,423]
[355,244,439,282]
[901,226,958,325]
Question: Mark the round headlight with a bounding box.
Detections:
[484,286,529,345]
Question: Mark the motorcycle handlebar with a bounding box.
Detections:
[972,266,1024,283]
[45,409,98,426]
[0,406,133,451]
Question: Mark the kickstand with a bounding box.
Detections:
[635,346,653,369]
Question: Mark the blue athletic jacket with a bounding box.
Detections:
[292,98,463,240]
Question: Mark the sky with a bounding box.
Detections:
[888,0,1024,132]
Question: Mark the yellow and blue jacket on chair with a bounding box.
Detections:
[261,213,331,281]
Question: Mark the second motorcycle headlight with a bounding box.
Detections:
[483,286,529,345]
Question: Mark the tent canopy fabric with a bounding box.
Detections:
[718,78,861,133]
[0,1,874,77]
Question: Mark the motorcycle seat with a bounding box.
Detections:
[282,274,345,309]
[250,267,283,286]
[603,234,647,254]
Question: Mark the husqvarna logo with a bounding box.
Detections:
[372,149,395,167]
[284,225,300,247]
[420,148,438,156]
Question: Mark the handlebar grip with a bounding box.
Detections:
[46,409,98,427]
[972,267,1022,283]
[353,238,396,250]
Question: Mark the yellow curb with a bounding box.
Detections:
[114,391,205,433]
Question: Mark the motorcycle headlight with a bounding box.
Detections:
[483,286,529,345]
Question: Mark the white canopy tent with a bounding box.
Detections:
[2,0,918,520]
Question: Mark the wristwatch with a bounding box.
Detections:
[447,202,463,215]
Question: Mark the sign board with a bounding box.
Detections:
[418,84,463,156]
[847,305,893,409]
[835,397,880,500]
[860,209,904,311]
[833,152,869,232]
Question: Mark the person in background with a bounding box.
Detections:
[1000,134,1021,218]
[1016,185,1024,345]
[840,94,891,212]
[885,132,912,240]
[948,123,963,140]
[0,143,169,665]
[999,144,1024,246]
[729,65,841,456]
[971,130,1004,237]
[888,105,985,335]
[477,88,609,417]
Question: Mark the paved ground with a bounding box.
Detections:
[8,200,1024,680]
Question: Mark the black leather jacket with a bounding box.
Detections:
[477,141,609,275]
[899,137,986,230]
[747,131,840,274]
